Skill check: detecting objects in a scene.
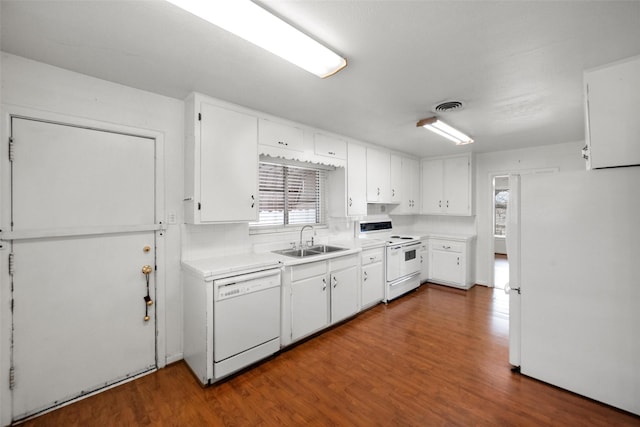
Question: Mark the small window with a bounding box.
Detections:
[251,162,325,227]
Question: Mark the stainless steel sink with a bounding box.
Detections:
[308,245,347,254]
[273,245,347,258]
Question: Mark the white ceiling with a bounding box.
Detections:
[2,0,640,157]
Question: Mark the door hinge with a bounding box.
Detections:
[198,113,202,121]
[198,202,201,210]
[9,366,15,390]
[8,253,15,276]
[9,137,15,162]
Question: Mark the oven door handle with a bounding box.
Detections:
[403,241,422,249]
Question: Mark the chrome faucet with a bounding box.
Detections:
[300,225,315,248]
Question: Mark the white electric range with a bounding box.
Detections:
[357,219,422,302]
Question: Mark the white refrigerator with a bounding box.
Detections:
[507,168,640,416]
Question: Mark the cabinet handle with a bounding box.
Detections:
[322,277,327,291]
[348,197,353,207]
[457,257,460,266]
[328,151,336,155]
[438,200,442,208]
[251,194,255,208]
[278,141,289,146]
[377,187,380,196]
[332,276,338,288]
[363,271,368,282]
[582,145,589,160]
[392,189,395,197]
[420,255,423,264]
[443,245,451,250]
[446,200,449,208]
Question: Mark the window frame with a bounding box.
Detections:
[250,160,327,231]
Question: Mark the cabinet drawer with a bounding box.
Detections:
[429,239,463,253]
[291,261,328,282]
[258,118,305,152]
[329,254,359,272]
[361,248,384,266]
[314,133,347,159]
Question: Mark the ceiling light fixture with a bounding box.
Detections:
[416,117,474,145]
[166,0,347,78]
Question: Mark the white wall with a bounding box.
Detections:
[0,53,185,409]
[474,141,585,285]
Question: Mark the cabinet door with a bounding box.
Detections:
[366,148,390,202]
[347,143,367,216]
[390,154,402,204]
[419,245,429,282]
[200,102,257,222]
[362,262,384,308]
[421,158,444,214]
[330,266,359,324]
[315,133,347,159]
[443,156,470,215]
[291,275,329,341]
[430,250,463,285]
[585,57,640,169]
[258,118,305,152]
[398,157,420,214]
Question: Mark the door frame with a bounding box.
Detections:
[0,105,167,424]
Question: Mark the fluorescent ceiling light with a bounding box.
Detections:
[166,0,347,78]
[416,117,474,145]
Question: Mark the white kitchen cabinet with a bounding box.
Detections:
[185,94,258,223]
[366,147,391,203]
[360,246,385,309]
[421,154,472,216]
[291,269,330,342]
[330,264,359,324]
[419,241,429,283]
[258,118,306,152]
[347,143,367,216]
[283,254,360,346]
[390,154,402,204]
[428,237,475,289]
[395,157,420,214]
[584,55,640,169]
[315,133,347,160]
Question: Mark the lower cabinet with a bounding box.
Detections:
[361,246,385,309]
[283,254,360,346]
[428,238,474,289]
[419,241,429,283]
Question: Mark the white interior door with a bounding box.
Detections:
[10,118,157,420]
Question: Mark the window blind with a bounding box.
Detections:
[253,162,325,227]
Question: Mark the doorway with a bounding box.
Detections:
[493,175,510,290]
[9,117,159,421]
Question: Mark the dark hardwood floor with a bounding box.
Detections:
[21,284,640,426]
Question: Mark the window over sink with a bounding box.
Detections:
[251,161,326,228]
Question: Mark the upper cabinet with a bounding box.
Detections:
[185,94,258,223]
[315,133,347,160]
[258,118,306,152]
[346,143,367,216]
[421,153,473,216]
[366,147,391,203]
[584,55,640,169]
[390,154,402,204]
[394,157,420,215]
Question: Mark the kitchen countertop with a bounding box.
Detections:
[182,232,475,280]
[182,241,364,279]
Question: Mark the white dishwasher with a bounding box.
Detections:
[213,268,281,380]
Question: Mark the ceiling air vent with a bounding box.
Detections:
[433,100,465,113]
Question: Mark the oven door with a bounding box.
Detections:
[399,242,421,278]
